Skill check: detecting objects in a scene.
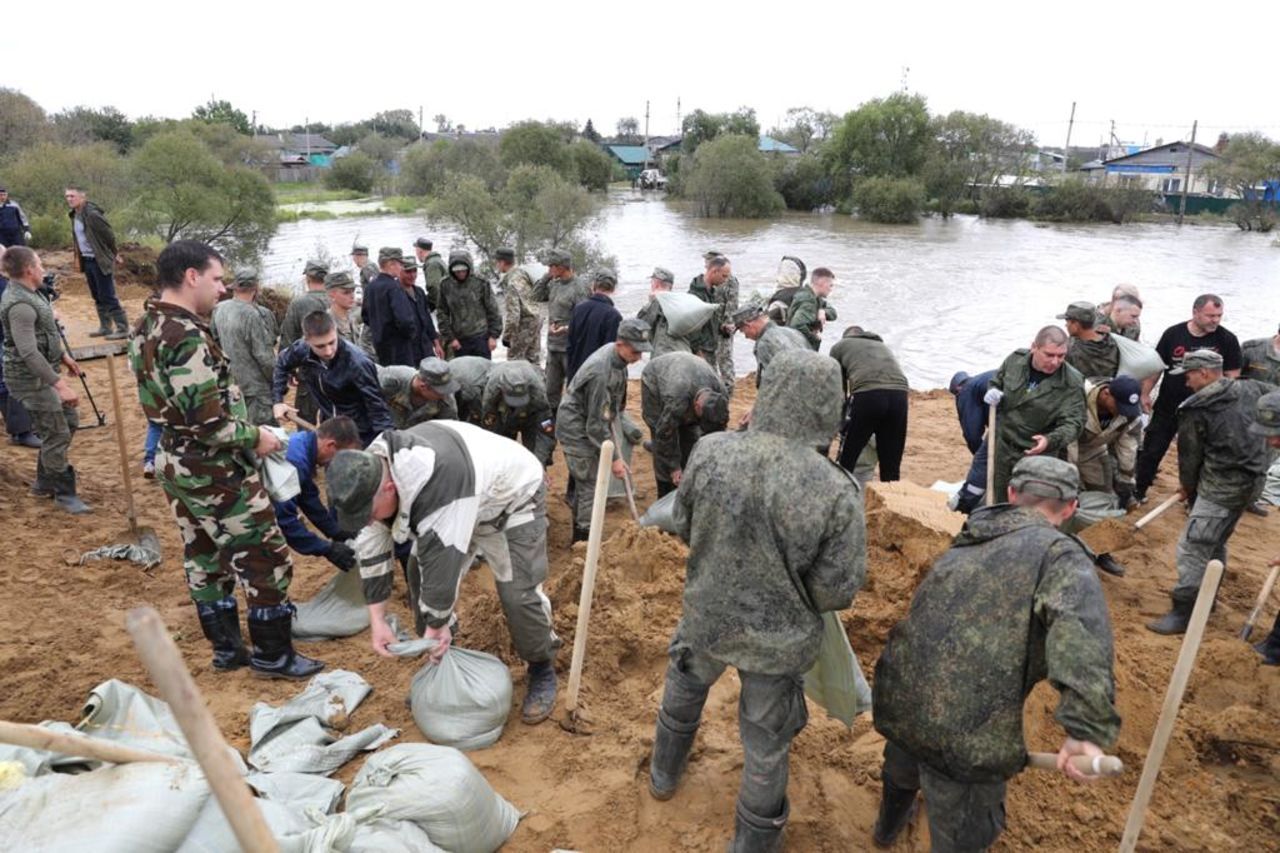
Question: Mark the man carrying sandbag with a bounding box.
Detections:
[327,421,561,724]
[646,349,865,851]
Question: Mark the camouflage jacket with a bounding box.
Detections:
[129,299,258,460]
[828,329,908,394]
[1241,337,1280,385]
[641,352,723,474]
[377,365,458,428]
[671,349,864,675]
[330,307,375,359]
[786,285,837,351]
[1070,379,1140,489]
[278,289,329,348]
[556,341,628,450]
[448,355,494,424]
[990,350,1085,495]
[874,504,1120,783]
[210,298,277,396]
[501,266,542,332]
[481,360,556,466]
[753,321,808,387]
[437,252,502,343]
[1066,334,1121,382]
[532,272,590,353]
[1177,376,1274,509]
[1094,304,1141,341]
[688,273,739,357]
[421,251,448,311]
[637,299,694,358]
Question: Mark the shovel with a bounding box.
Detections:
[1240,561,1280,641]
[610,420,641,523]
[104,353,162,560]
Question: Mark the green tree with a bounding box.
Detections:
[681,107,760,156]
[775,153,836,211]
[616,117,641,144]
[569,139,614,191]
[852,175,926,223]
[51,106,134,153]
[1202,132,1280,231]
[683,134,784,218]
[500,120,573,177]
[400,138,506,196]
[826,93,932,198]
[582,119,602,143]
[925,111,1036,216]
[0,88,50,157]
[191,99,252,135]
[188,121,276,168]
[3,141,130,246]
[356,132,401,167]
[769,107,838,154]
[325,152,380,194]
[433,114,452,133]
[369,109,420,140]
[429,174,509,259]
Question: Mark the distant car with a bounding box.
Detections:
[638,169,667,190]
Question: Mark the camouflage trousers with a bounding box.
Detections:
[506,317,543,366]
[14,385,78,475]
[713,337,735,398]
[1173,497,1242,602]
[156,449,292,606]
[243,392,278,427]
[561,441,601,531]
[546,350,569,413]
[881,739,1007,853]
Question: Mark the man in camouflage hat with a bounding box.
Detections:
[278,260,330,425]
[637,266,697,358]
[733,296,808,388]
[688,253,739,394]
[1060,301,1120,381]
[556,318,651,541]
[480,360,557,467]
[566,270,622,380]
[210,268,278,426]
[1148,349,1274,634]
[437,250,502,359]
[129,239,323,679]
[413,237,447,310]
[494,247,543,365]
[328,421,561,724]
[324,271,373,357]
[377,356,460,428]
[640,351,729,497]
[532,248,590,410]
[445,355,493,424]
[362,247,440,368]
[350,244,379,288]
[786,266,838,351]
[647,348,864,851]
[871,455,1119,850]
[1247,390,1280,665]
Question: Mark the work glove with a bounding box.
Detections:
[24,231,33,243]
[983,388,1004,406]
[327,541,357,572]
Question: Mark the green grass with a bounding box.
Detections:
[273,183,365,205]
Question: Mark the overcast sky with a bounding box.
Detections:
[10,2,1280,152]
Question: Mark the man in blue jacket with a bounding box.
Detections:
[566,271,622,380]
[273,415,362,569]
[362,247,438,367]
[948,369,997,513]
[273,311,394,445]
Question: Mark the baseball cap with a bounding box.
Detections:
[494,247,516,263]
[351,244,369,255]
[327,450,384,534]
[401,256,419,272]
[232,268,259,288]
[499,374,531,408]
[1056,301,1097,324]
[731,296,766,327]
[1168,349,1224,375]
[417,357,461,396]
[617,318,652,352]
[651,266,675,285]
[544,248,572,268]
[324,271,355,291]
[1251,391,1280,437]
[1107,375,1142,419]
[377,247,404,263]
[303,259,329,279]
[1010,456,1080,502]
[414,237,432,250]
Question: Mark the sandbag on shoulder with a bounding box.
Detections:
[1113,335,1165,381]
[656,291,716,337]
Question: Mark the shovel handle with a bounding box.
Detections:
[565,440,614,715]
[0,720,178,766]
[1134,494,1181,530]
[985,404,997,506]
[284,410,317,431]
[105,353,140,535]
[1026,750,1123,777]
[1241,563,1280,641]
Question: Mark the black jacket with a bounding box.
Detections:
[566,293,622,380]
[362,273,437,367]
[273,338,393,444]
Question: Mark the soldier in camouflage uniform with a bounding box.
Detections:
[1060,301,1120,381]
[378,357,460,428]
[0,247,89,513]
[1094,284,1143,341]
[785,266,838,351]
[414,237,447,312]
[732,297,808,388]
[532,249,590,411]
[437,251,502,359]
[688,252,738,395]
[647,349,864,851]
[129,239,323,680]
[481,360,556,467]
[637,266,699,358]
[324,271,373,358]
[1148,349,1274,634]
[278,260,329,424]
[1247,391,1280,666]
[872,456,1120,850]
[447,355,493,424]
[640,352,729,497]
[210,269,278,426]
[1241,324,1280,384]
[350,244,379,289]
[556,319,650,541]
[494,247,543,365]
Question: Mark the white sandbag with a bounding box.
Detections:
[0,760,210,852]
[391,642,513,751]
[247,771,346,814]
[293,568,371,640]
[349,819,447,853]
[803,611,872,727]
[345,743,521,853]
[256,426,301,502]
[1113,334,1165,381]
[639,491,681,534]
[177,798,359,853]
[655,291,716,337]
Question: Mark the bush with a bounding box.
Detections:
[1228,200,1277,232]
[400,139,505,196]
[775,153,836,211]
[981,187,1031,219]
[852,176,925,223]
[325,152,380,194]
[26,213,68,249]
[684,135,785,218]
[568,139,614,192]
[1030,180,1154,224]
[3,141,131,219]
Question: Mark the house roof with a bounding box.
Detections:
[757,135,799,154]
[1103,141,1218,166]
[605,145,650,165]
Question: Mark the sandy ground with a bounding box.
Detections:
[0,263,1277,851]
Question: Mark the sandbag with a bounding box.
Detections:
[349,819,447,852]
[1261,455,1280,506]
[293,568,371,640]
[1113,334,1165,381]
[177,798,359,853]
[802,611,872,727]
[391,642,513,751]
[655,291,716,337]
[345,743,521,853]
[1065,490,1127,533]
[639,491,680,534]
[255,426,300,502]
[247,771,346,814]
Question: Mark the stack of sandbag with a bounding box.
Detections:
[345,743,521,853]
[390,640,513,751]
[293,568,371,641]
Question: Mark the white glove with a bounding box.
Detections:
[1139,412,1151,430]
[23,231,32,243]
[983,388,1004,406]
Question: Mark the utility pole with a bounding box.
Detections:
[1178,120,1197,225]
[644,100,651,167]
[305,116,311,160]
[676,97,682,134]
[251,110,257,137]
[1062,102,1076,173]
[419,105,424,139]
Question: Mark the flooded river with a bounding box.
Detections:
[263,189,1280,388]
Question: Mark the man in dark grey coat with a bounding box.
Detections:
[640,351,728,497]
[65,185,127,339]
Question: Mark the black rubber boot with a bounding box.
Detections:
[53,466,91,515]
[248,604,325,680]
[730,798,788,853]
[1147,596,1194,635]
[29,458,55,498]
[196,598,250,671]
[872,781,920,847]
[648,709,699,801]
[521,660,558,725]
[105,308,129,341]
[571,526,591,544]
[1253,613,1280,666]
[1095,552,1126,577]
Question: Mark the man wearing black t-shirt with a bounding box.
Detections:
[1134,294,1241,501]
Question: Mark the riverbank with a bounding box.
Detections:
[1,277,1276,851]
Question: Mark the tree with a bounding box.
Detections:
[326,152,380,194]
[52,106,134,153]
[826,93,932,199]
[191,99,252,135]
[683,134,784,218]
[775,153,836,211]
[429,174,509,259]
[616,117,640,144]
[3,141,130,246]
[769,107,838,154]
[369,109,420,140]
[188,121,276,168]
[681,107,760,156]
[499,120,573,178]
[356,132,401,167]
[852,176,926,223]
[0,88,50,157]
[581,119,601,143]
[1201,132,1280,231]
[433,114,452,133]
[569,139,614,191]
[400,138,506,196]
[925,111,1036,215]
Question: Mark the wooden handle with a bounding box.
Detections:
[285,410,317,431]
[1134,494,1181,530]
[1119,559,1224,853]
[565,440,615,715]
[610,422,641,523]
[126,607,280,853]
[1026,750,1123,777]
[985,404,997,506]
[1241,563,1280,641]
[0,720,178,766]
[105,353,139,535]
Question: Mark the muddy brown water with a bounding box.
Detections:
[263,189,1280,388]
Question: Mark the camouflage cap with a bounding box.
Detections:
[350,244,369,255]
[1009,456,1080,501]
[413,236,433,250]
[303,259,330,279]
[378,247,404,263]
[1056,301,1098,324]
[703,250,727,261]
[650,266,675,285]
[1169,348,1224,375]
[324,271,356,291]
[401,256,419,271]
[494,247,516,263]
[731,295,767,327]
[328,449,384,534]
[499,372,532,408]
[698,389,729,432]
[616,318,652,352]
[232,268,260,288]
[1250,390,1280,437]
[592,269,617,287]
[544,248,572,268]
[417,357,460,396]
